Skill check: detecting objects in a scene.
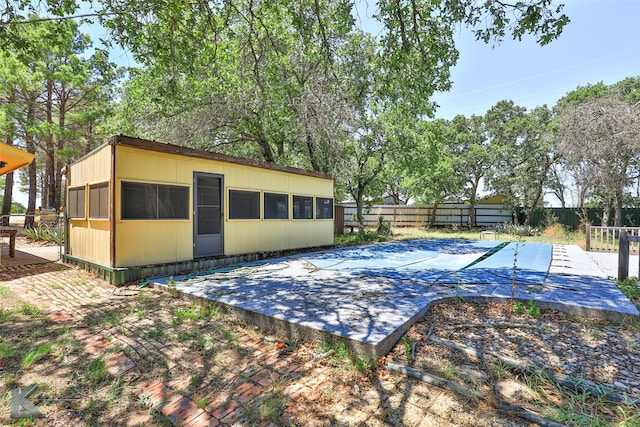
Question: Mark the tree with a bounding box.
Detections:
[557,86,640,226]
[398,118,463,226]
[0,15,121,215]
[7,1,569,151]
[484,101,556,225]
[2,1,570,231]
[448,114,494,226]
[0,25,41,224]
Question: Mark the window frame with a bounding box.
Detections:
[120,181,190,220]
[315,197,334,220]
[228,189,261,220]
[89,182,109,219]
[263,192,289,220]
[292,194,314,220]
[67,186,86,219]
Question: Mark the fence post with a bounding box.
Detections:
[585,224,591,251]
[619,230,629,282]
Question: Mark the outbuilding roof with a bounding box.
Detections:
[70,135,333,181]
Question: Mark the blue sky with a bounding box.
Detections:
[429,0,640,119]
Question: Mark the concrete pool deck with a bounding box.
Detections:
[152,239,639,357]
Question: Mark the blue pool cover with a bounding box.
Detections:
[153,238,637,356]
[296,239,552,286]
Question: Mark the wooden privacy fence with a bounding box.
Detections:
[339,203,513,229]
[334,205,345,235]
[585,225,640,254]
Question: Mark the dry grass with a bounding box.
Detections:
[378,226,586,248]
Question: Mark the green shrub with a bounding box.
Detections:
[618,277,640,302]
[23,225,64,244]
[376,216,392,236]
[493,222,540,237]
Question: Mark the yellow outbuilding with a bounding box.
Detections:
[65,135,334,284]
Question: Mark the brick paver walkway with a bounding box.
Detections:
[1,263,391,426]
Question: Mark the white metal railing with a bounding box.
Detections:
[585,225,640,254]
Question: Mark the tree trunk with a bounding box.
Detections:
[23,93,39,228]
[45,78,55,208]
[614,189,624,227]
[54,96,68,211]
[524,186,545,226]
[1,172,13,225]
[1,134,14,224]
[44,151,54,207]
[428,201,439,228]
[257,135,275,163]
[25,134,38,229]
[305,130,320,172]
[601,197,612,227]
[355,184,366,234]
[468,176,481,228]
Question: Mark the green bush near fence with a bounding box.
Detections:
[23,225,64,245]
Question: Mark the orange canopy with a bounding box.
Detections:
[0,142,35,176]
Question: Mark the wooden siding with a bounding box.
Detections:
[114,144,333,267]
[109,135,332,180]
[66,144,113,267]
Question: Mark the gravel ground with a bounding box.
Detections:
[387,300,640,425]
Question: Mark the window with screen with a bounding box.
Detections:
[315,197,333,219]
[89,182,109,218]
[121,181,189,220]
[68,186,86,219]
[292,195,313,219]
[264,192,289,220]
[228,189,260,220]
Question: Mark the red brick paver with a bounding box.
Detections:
[2,263,367,427]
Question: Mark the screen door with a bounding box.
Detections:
[194,173,223,257]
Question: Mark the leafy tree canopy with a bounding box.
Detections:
[2,1,570,113]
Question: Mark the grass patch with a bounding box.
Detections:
[17,302,42,318]
[85,357,110,388]
[0,309,13,322]
[193,395,209,409]
[219,325,237,342]
[143,329,168,342]
[617,277,640,309]
[89,310,123,327]
[317,341,373,375]
[192,335,219,355]
[109,377,124,402]
[0,285,10,298]
[0,341,15,358]
[244,390,286,424]
[21,343,54,369]
[173,303,218,325]
[513,300,541,318]
[335,230,389,246]
[401,336,412,364]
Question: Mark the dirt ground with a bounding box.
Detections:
[1,262,640,426]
